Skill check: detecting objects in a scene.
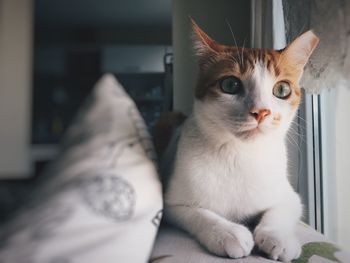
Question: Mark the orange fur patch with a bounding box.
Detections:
[272,114,282,125]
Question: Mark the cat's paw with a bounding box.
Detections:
[201,223,254,258]
[254,225,301,262]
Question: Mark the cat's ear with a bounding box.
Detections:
[282,30,319,68]
[190,18,223,57]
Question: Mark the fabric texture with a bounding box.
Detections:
[0,74,163,263]
[151,223,350,263]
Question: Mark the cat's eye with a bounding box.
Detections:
[273,81,292,99]
[220,76,242,95]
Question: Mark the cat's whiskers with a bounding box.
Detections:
[225,19,243,66]
[288,129,307,145]
[290,120,307,136]
[287,119,314,161]
[290,120,307,134]
[241,38,246,69]
[289,121,303,133]
[295,115,310,126]
[288,122,311,146]
[286,133,304,182]
[286,133,302,157]
[288,126,304,138]
[290,116,306,127]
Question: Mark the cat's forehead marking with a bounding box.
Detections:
[239,48,281,78]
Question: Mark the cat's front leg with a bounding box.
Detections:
[165,205,254,258]
[254,192,302,262]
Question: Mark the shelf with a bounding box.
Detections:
[31,144,59,162]
[134,98,163,103]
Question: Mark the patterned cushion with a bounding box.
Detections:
[0,74,163,263]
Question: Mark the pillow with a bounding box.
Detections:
[0,74,163,263]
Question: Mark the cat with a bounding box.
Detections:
[162,19,319,262]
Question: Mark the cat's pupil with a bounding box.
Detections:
[220,76,242,95]
[278,86,284,94]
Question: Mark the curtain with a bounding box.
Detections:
[283,0,350,93]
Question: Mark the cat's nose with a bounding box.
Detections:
[249,108,271,124]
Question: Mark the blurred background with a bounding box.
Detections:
[0,0,173,222]
[0,0,349,252]
[32,0,173,173]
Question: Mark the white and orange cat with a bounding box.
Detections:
[163,20,319,262]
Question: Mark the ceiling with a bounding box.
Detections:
[35,0,172,27]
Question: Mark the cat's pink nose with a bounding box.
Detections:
[250,108,271,124]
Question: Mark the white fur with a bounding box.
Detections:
[164,62,302,261]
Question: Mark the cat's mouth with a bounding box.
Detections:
[236,126,263,139]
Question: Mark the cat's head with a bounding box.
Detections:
[191,19,319,140]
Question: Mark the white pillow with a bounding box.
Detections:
[0,74,163,263]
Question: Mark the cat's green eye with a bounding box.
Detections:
[273,81,292,99]
[220,76,242,95]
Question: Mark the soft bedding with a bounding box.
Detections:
[151,223,350,263]
[0,74,162,263]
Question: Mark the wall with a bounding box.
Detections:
[172,0,251,115]
[335,86,350,249]
[34,45,172,75]
[0,0,33,177]
[321,85,350,250]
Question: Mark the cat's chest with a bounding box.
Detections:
[203,142,285,180]
[193,145,287,219]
